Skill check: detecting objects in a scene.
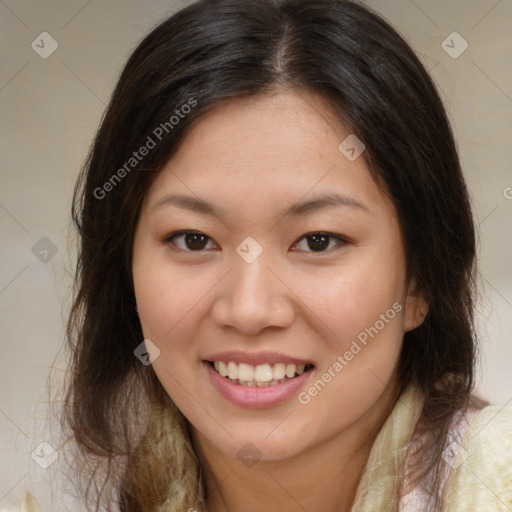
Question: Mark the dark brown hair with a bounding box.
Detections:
[62,0,482,510]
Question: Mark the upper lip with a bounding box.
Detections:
[204,351,314,366]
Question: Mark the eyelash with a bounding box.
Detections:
[161,230,349,254]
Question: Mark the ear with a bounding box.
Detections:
[403,277,429,332]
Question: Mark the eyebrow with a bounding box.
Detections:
[152,191,370,218]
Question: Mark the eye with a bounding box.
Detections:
[162,230,217,251]
[162,230,348,253]
[291,232,348,253]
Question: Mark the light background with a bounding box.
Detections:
[0,0,511,509]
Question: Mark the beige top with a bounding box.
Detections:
[350,384,512,511]
[11,385,512,512]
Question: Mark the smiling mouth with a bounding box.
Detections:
[207,360,315,387]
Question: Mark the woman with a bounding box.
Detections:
[19,0,512,510]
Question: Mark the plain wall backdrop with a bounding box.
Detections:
[1,0,511,509]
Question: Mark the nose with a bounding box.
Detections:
[211,252,295,335]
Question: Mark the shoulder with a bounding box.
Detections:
[3,492,42,512]
[443,404,512,510]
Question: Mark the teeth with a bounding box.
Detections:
[227,361,238,380]
[273,363,286,380]
[285,364,296,378]
[238,363,254,381]
[218,361,228,377]
[254,364,273,382]
[212,360,311,386]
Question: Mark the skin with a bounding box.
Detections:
[132,88,428,512]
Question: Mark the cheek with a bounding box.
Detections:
[295,270,405,439]
[133,249,214,340]
[132,257,214,413]
[298,262,406,411]
[293,256,406,353]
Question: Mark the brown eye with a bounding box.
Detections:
[163,231,216,251]
[292,232,347,253]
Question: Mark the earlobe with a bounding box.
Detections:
[404,278,429,332]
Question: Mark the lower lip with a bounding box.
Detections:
[203,362,313,409]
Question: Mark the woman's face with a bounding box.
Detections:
[132,89,426,463]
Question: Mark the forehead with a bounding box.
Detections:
[143,89,392,219]
[177,89,349,170]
